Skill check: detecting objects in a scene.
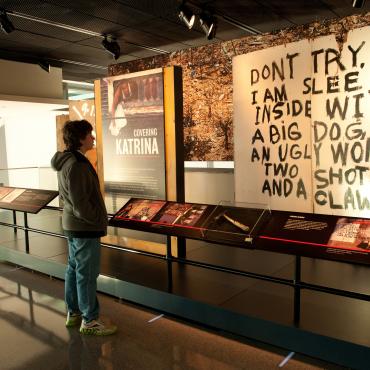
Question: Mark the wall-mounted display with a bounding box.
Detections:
[0,186,58,213]
[99,68,166,200]
[234,26,370,218]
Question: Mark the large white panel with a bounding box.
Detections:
[0,100,64,190]
[311,29,370,217]
[4,112,58,169]
[234,39,313,212]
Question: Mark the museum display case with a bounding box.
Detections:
[109,198,270,247]
[109,197,370,266]
[200,201,270,245]
[258,211,370,265]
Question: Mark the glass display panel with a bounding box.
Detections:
[200,201,270,244]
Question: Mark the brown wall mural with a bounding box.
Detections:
[109,13,370,161]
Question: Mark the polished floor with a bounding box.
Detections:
[0,261,346,370]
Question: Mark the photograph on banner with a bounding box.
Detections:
[152,203,208,226]
[328,218,370,251]
[114,198,166,222]
[99,68,166,203]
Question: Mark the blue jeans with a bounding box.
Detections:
[65,237,101,323]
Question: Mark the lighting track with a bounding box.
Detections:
[55,58,107,70]
[7,9,169,55]
[10,10,102,37]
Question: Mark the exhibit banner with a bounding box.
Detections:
[99,68,166,200]
[234,27,370,218]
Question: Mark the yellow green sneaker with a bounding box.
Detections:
[65,312,82,327]
[79,319,117,336]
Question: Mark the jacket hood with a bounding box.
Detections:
[51,151,74,171]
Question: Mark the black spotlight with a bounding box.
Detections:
[38,60,50,73]
[199,13,217,40]
[0,8,15,34]
[178,3,195,29]
[102,35,120,60]
[353,0,365,7]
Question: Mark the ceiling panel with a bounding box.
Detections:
[106,0,181,19]
[111,26,189,52]
[60,62,107,81]
[6,3,125,35]
[7,15,88,42]
[323,0,370,17]
[0,28,70,51]
[1,0,46,13]
[128,17,204,45]
[74,34,167,58]
[215,28,254,42]
[0,0,368,81]
[252,0,337,25]
[47,43,113,66]
[42,0,158,27]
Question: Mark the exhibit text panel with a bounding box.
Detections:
[0,186,58,213]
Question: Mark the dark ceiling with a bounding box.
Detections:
[0,0,369,82]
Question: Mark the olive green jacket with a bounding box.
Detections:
[51,151,107,237]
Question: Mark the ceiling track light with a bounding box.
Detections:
[199,12,217,40]
[0,8,15,34]
[352,0,365,7]
[184,0,261,35]
[102,35,121,60]
[178,3,195,29]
